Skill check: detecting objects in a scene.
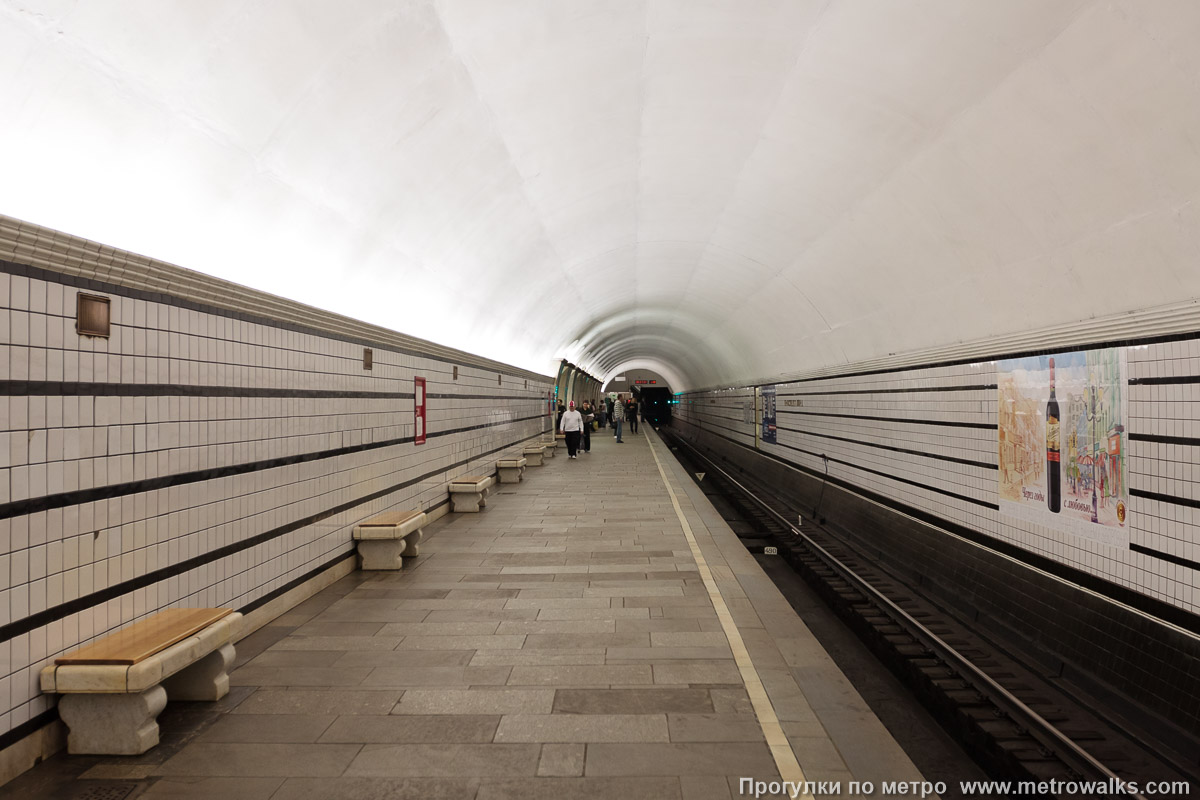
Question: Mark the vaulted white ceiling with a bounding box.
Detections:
[2,1,1198,389]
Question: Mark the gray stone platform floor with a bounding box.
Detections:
[6,425,926,800]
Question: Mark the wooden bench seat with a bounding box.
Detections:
[353,509,427,570]
[522,444,545,467]
[41,608,243,754]
[496,457,527,483]
[449,475,494,513]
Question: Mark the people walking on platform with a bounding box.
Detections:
[627,395,639,435]
[560,400,583,458]
[580,400,594,453]
[596,401,607,429]
[606,395,615,429]
[612,393,626,443]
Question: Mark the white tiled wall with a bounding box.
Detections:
[0,267,552,739]
[677,342,1200,616]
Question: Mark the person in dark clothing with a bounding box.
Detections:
[556,400,566,431]
[611,394,625,442]
[580,401,594,453]
[627,396,639,434]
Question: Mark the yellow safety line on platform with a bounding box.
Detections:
[647,434,811,797]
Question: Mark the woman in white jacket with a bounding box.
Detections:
[559,401,584,458]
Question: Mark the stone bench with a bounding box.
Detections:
[496,457,526,483]
[541,439,558,458]
[354,509,427,570]
[522,444,545,466]
[449,474,495,513]
[40,608,242,755]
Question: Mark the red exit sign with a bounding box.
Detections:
[634,380,656,384]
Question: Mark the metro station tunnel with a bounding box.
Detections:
[1,3,1199,799]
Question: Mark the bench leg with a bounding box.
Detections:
[358,538,406,570]
[498,467,521,484]
[59,685,167,755]
[163,643,234,702]
[525,452,543,467]
[402,529,424,558]
[451,492,483,512]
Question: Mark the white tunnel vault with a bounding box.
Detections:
[1,1,1199,390]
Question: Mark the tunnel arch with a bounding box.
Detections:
[0,2,1197,391]
[600,360,686,395]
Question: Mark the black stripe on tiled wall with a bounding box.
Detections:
[1131,488,1200,511]
[677,416,997,510]
[779,383,997,397]
[671,416,1200,636]
[1129,375,1200,385]
[229,499,448,611]
[1,380,415,400]
[0,258,547,382]
[0,430,544,645]
[690,418,754,440]
[0,709,58,754]
[778,408,997,430]
[1,382,550,401]
[1130,543,1200,573]
[0,413,547,520]
[428,393,546,401]
[693,406,1200,543]
[692,399,1200,513]
[778,425,997,470]
[1129,432,1200,448]
[1126,435,1200,510]
[237,551,360,615]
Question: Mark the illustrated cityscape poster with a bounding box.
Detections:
[996,348,1129,548]
[760,385,777,444]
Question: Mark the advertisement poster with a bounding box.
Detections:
[761,385,777,444]
[996,348,1128,547]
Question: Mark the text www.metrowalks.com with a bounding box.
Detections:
[739,778,1193,798]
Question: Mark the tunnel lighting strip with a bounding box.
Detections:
[671,434,1151,798]
[645,433,811,797]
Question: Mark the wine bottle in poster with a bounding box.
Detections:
[1046,357,1061,513]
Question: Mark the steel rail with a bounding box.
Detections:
[669,432,1147,800]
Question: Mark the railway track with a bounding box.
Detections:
[661,428,1197,798]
